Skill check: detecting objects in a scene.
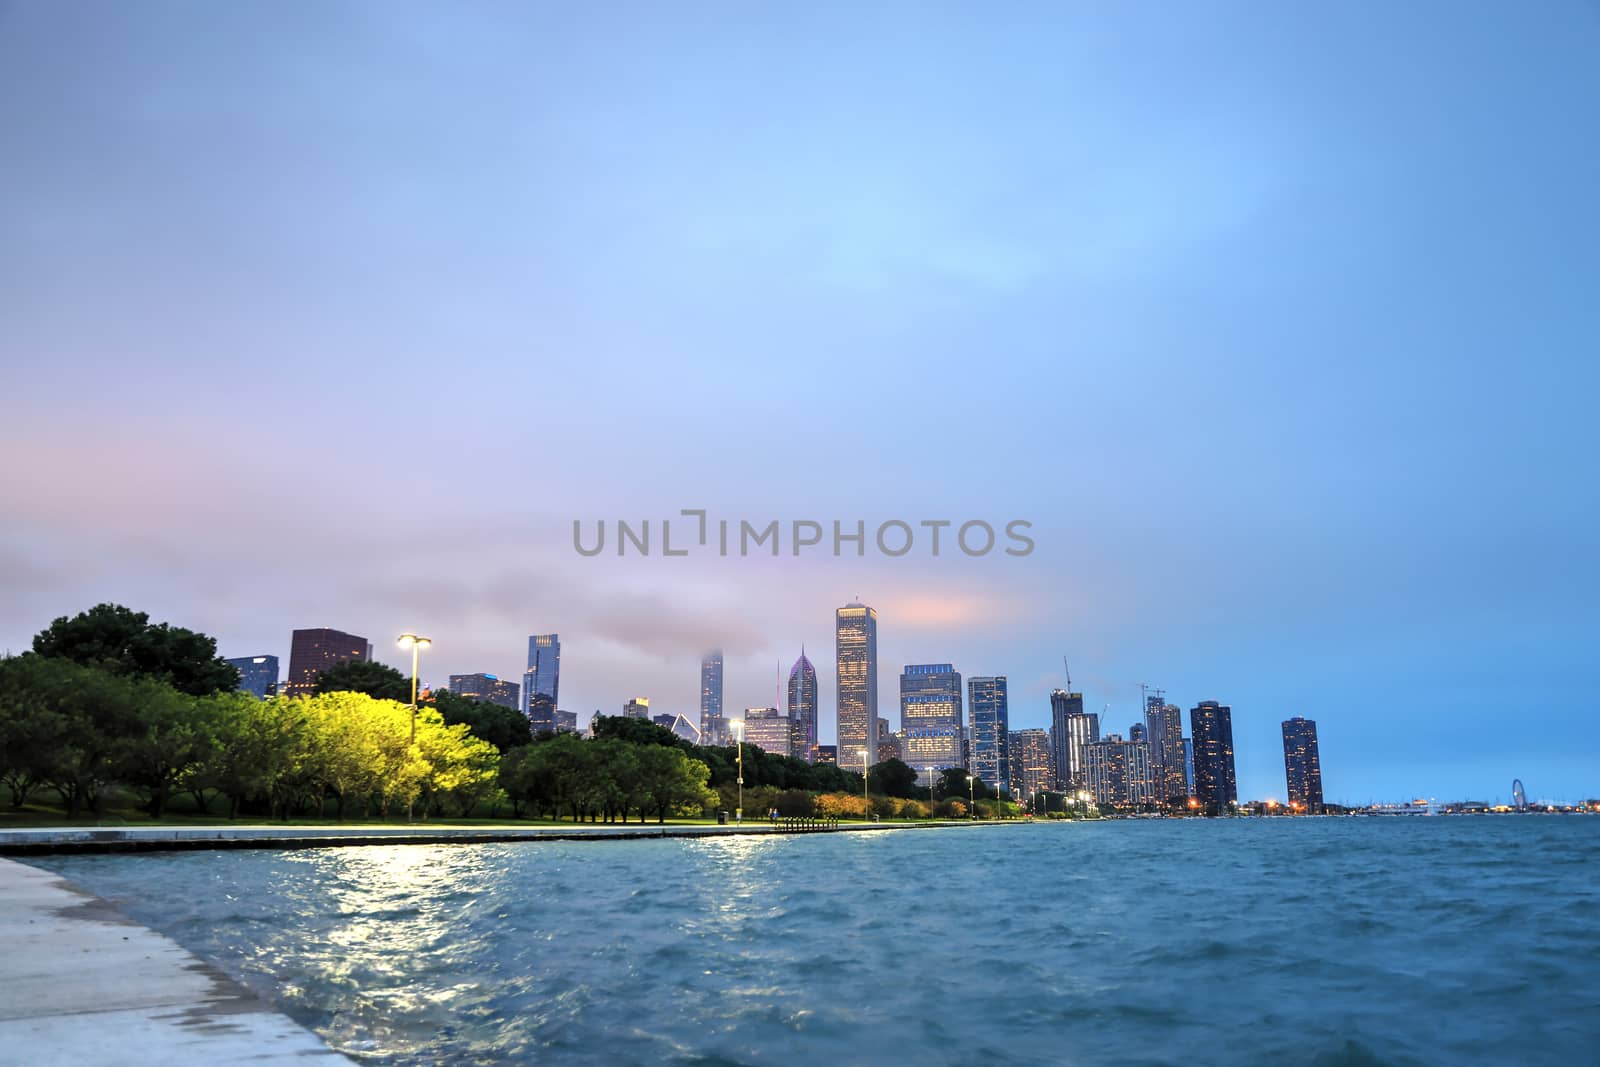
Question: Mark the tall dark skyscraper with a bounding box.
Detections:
[968,676,1011,795]
[524,633,560,733]
[700,650,724,744]
[835,602,878,772]
[787,649,818,762]
[448,673,520,711]
[284,628,368,697]
[1281,716,1325,813]
[901,663,964,786]
[1049,689,1084,790]
[226,655,278,699]
[1190,701,1238,816]
[1144,697,1187,807]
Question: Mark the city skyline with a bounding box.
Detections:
[4,4,1596,806]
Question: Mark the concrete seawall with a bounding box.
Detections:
[0,819,997,857]
[0,856,352,1065]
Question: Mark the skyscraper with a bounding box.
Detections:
[284,628,368,697]
[1144,698,1187,807]
[622,697,650,719]
[1085,733,1155,809]
[967,676,1011,795]
[743,707,793,757]
[1281,716,1324,813]
[901,664,964,787]
[1049,689,1085,790]
[448,673,520,710]
[523,634,560,733]
[226,655,278,699]
[787,649,818,762]
[1190,701,1238,815]
[1058,702,1100,792]
[700,650,724,745]
[835,602,878,772]
[1009,728,1054,799]
[875,718,902,763]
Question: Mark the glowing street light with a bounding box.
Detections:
[728,718,744,824]
[926,766,936,811]
[396,633,432,745]
[968,775,976,818]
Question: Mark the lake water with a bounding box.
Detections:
[35,818,1600,1066]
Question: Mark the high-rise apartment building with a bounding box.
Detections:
[1059,705,1100,792]
[967,676,1011,795]
[1190,701,1238,815]
[1048,689,1085,790]
[1281,716,1325,813]
[700,650,724,745]
[901,664,965,787]
[448,673,520,710]
[227,655,278,699]
[835,602,879,772]
[1085,733,1155,809]
[284,628,368,697]
[1009,728,1054,799]
[524,634,560,733]
[787,649,818,762]
[1144,697,1187,807]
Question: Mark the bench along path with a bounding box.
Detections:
[0,856,352,1066]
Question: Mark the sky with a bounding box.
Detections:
[3,1,1597,805]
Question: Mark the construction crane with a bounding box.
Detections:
[1062,656,1072,691]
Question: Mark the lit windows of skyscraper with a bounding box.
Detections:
[1144,697,1187,807]
[1190,701,1238,816]
[1085,734,1155,809]
[701,650,724,745]
[901,664,964,786]
[1048,689,1085,790]
[815,745,838,765]
[967,676,1011,795]
[623,697,650,719]
[787,649,818,762]
[1009,728,1054,799]
[284,629,368,698]
[524,634,560,734]
[743,707,794,757]
[835,602,879,772]
[1281,717,1324,813]
[875,718,901,764]
[448,673,520,711]
[1059,703,1099,791]
[226,655,278,699]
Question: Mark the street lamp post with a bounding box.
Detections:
[728,718,744,824]
[926,767,935,812]
[396,633,431,824]
[968,775,975,819]
[396,633,432,745]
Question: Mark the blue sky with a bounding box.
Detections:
[3,2,1597,803]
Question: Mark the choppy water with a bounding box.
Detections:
[35,818,1600,1066]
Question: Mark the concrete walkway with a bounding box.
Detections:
[0,819,990,856]
[0,856,351,1065]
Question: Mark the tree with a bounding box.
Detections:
[592,715,680,748]
[114,677,204,817]
[314,660,412,702]
[428,690,533,752]
[937,767,993,801]
[868,758,919,798]
[31,603,239,696]
[636,746,714,823]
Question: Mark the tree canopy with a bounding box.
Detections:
[31,603,239,696]
[315,659,412,702]
[428,689,533,752]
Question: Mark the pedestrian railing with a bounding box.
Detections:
[777,816,841,833]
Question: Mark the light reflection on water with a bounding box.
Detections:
[35,819,1600,1066]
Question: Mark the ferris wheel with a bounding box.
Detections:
[1512,779,1528,811]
